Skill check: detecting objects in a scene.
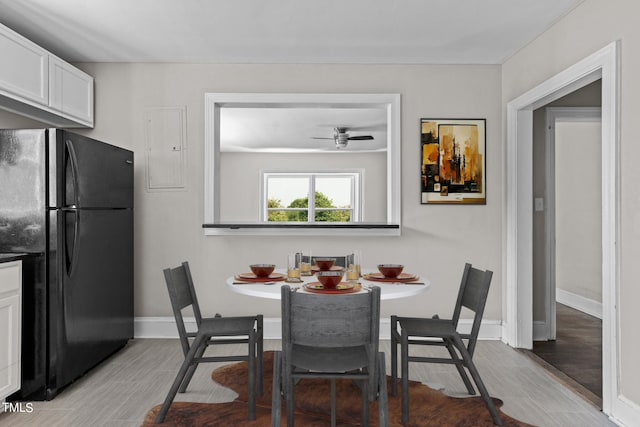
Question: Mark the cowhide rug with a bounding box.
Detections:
[142,351,535,426]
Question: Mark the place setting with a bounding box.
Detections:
[298,251,364,294]
[303,269,361,294]
[363,264,424,284]
[232,264,286,284]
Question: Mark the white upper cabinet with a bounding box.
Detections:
[0,25,48,106]
[0,24,94,128]
[49,56,94,126]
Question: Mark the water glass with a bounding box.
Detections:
[299,249,312,276]
[287,253,302,282]
[346,250,362,282]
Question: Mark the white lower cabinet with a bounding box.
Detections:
[0,261,21,402]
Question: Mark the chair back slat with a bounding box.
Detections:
[288,291,373,347]
[164,262,204,356]
[450,263,493,357]
[461,267,492,313]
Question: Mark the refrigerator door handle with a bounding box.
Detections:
[65,139,80,207]
[65,209,80,278]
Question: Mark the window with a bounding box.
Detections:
[262,172,361,223]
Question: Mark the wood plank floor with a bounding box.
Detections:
[0,339,614,427]
[530,303,602,408]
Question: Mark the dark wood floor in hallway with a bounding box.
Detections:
[531,303,602,408]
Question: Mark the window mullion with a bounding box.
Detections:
[308,175,316,223]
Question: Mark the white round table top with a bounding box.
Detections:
[226,268,430,300]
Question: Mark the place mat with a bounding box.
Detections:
[303,282,360,294]
[235,272,286,282]
[363,272,419,282]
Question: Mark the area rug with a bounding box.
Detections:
[142,351,535,426]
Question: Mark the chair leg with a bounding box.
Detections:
[377,352,389,427]
[444,338,475,395]
[248,329,256,420]
[332,379,338,427]
[271,352,282,427]
[178,343,206,393]
[361,379,369,427]
[155,334,207,423]
[286,372,295,427]
[257,316,264,395]
[451,334,503,426]
[390,315,398,396]
[401,330,409,425]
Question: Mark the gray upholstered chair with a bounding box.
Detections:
[390,263,502,425]
[155,261,263,423]
[272,284,388,427]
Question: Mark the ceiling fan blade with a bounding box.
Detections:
[347,135,374,140]
[311,137,334,140]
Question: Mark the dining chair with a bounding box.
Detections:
[272,284,389,427]
[155,261,264,423]
[390,263,503,425]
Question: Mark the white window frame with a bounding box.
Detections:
[261,171,362,223]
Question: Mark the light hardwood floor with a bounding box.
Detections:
[0,339,615,427]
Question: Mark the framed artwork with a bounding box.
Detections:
[420,118,486,204]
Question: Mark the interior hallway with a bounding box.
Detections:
[529,303,603,409]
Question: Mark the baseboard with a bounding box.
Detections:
[134,316,503,340]
[532,320,548,341]
[556,288,603,319]
[610,394,640,427]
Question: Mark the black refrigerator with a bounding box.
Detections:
[0,129,134,400]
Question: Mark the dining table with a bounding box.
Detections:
[226,268,430,300]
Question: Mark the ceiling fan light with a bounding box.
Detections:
[335,140,348,149]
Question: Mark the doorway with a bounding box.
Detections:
[530,105,603,407]
[504,41,619,417]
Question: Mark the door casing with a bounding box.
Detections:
[504,41,619,417]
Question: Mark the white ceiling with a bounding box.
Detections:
[221,107,388,152]
[0,0,582,64]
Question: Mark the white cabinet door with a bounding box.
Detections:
[0,25,48,106]
[49,56,94,126]
[0,261,21,401]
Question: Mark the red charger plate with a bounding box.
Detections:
[303,282,359,294]
[236,272,287,282]
[363,272,418,282]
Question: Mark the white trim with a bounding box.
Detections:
[203,92,401,236]
[556,288,603,320]
[532,321,548,342]
[610,395,640,427]
[544,107,602,340]
[134,316,503,341]
[505,41,620,419]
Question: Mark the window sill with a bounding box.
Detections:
[202,223,401,236]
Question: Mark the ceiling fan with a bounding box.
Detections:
[311,127,374,149]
